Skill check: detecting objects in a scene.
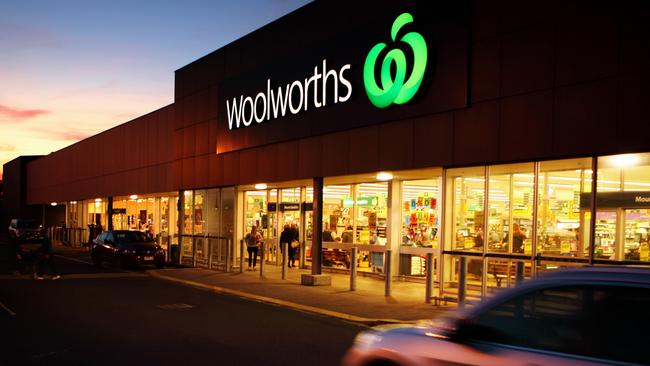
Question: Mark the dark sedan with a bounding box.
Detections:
[91,230,165,268]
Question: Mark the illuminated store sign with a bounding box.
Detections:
[226,12,427,130]
[363,13,428,108]
[227,60,352,130]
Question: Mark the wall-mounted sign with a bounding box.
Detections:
[342,196,378,207]
[111,208,126,214]
[216,1,469,154]
[580,192,650,209]
[279,203,301,211]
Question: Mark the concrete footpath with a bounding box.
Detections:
[52,242,453,326]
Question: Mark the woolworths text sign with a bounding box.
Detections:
[216,2,468,154]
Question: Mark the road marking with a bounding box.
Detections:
[0,301,16,316]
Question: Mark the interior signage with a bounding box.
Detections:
[580,192,650,209]
[279,203,301,211]
[111,208,127,214]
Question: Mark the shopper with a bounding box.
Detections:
[35,230,60,280]
[279,224,292,267]
[244,226,263,270]
[474,227,484,249]
[289,223,300,268]
[341,225,354,243]
[504,223,526,254]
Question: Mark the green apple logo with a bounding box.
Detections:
[363,13,428,108]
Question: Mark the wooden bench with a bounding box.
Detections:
[489,261,532,287]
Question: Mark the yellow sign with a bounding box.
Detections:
[524,240,532,255]
[641,244,649,262]
[359,230,370,244]
[561,241,571,254]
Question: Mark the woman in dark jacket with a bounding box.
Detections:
[279,224,293,267]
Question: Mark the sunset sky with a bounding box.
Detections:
[0,0,310,179]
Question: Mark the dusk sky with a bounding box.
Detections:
[0,0,311,179]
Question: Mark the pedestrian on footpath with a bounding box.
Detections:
[279,224,292,268]
[289,223,300,268]
[35,230,60,280]
[245,225,262,271]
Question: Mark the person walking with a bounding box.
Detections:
[245,226,262,270]
[279,224,292,268]
[289,223,300,268]
[35,230,60,280]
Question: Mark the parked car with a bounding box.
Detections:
[91,230,165,268]
[8,218,45,245]
[342,267,650,366]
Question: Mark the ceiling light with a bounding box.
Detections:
[376,172,393,181]
[254,183,268,190]
[50,202,57,206]
[129,194,138,200]
[611,154,640,168]
[95,198,102,203]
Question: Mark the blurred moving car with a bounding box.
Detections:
[91,230,165,268]
[343,267,650,366]
[8,219,45,244]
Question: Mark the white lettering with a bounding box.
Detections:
[254,92,266,123]
[636,196,650,203]
[338,64,352,102]
[289,80,304,114]
[226,96,244,130]
[242,96,254,126]
[225,59,353,130]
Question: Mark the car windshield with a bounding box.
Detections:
[17,220,38,229]
[115,231,151,243]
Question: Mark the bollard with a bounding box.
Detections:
[207,238,213,269]
[225,239,231,273]
[259,242,265,278]
[240,239,245,273]
[515,261,525,285]
[459,257,467,308]
[384,250,392,297]
[350,247,357,291]
[300,241,306,269]
[282,242,288,280]
[425,253,434,303]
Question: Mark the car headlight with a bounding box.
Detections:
[353,331,382,349]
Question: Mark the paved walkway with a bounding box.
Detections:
[52,242,453,325]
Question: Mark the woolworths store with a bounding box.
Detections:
[5,0,650,302]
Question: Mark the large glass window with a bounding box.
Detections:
[401,179,440,248]
[596,153,650,261]
[537,158,592,258]
[355,182,388,245]
[488,163,534,254]
[446,167,486,252]
[322,185,351,242]
[244,190,266,233]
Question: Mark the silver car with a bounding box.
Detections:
[343,267,650,366]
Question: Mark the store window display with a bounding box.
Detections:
[401,179,439,247]
[446,167,486,253]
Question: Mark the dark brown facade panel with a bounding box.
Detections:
[412,113,454,169]
[500,21,554,97]
[276,140,299,182]
[208,153,223,187]
[194,154,209,189]
[619,71,650,152]
[182,157,196,189]
[238,148,258,185]
[619,2,650,74]
[499,90,553,161]
[348,126,379,175]
[498,0,554,35]
[257,144,278,184]
[221,152,240,187]
[208,117,218,154]
[173,96,185,130]
[321,131,350,177]
[182,125,196,159]
[453,100,500,166]
[172,160,183,189]
[555,13,618,86]
[379,121,413,171]
[471,39,500,102]
[195,122,210,156]
[552,78,617,156]
[297,136,322,178]
[173,129,183,161]
[471,0,499,42]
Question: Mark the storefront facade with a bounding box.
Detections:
[15,0,650,301]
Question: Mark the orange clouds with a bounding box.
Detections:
[0,104,50,121]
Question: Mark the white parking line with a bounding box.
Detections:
[0,301,16,316]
